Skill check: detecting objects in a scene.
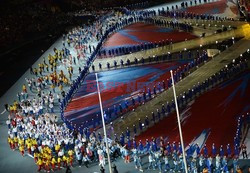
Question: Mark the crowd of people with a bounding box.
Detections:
[3,0,249,172]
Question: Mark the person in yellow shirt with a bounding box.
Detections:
[67,156,72,167]
[8,136,13,149]
[38,68,43,76]
[18,138,24,147]
[9,105,13,115]
[53,62,57,70]
[68,149,74,166]
[50,65,54,72]
[64,77,69,85]
[68,149,74,157]
[45,64,49,72]
[63,155,68,167]
[33,138,37,145]
[59,54,62,61]
[51,83,55,93]
[41,63,44,71]
[19,144,25,157]
[57,157,62,170]
[37,158,43,172]
[34,152,38,163]
[33,68,38,76]
[13,136,18,149]
[22,84,27,93]
[45,159,50,172]
[55,144,60,153]
[26,140,32,154]
[13,100,18,107]
[59,84,63,91]
[51,157,57,171]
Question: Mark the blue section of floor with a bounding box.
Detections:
[118,30,149,44]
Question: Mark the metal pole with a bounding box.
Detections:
[170,70,188,173]
[95,73,112,173]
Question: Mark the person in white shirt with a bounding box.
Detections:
[147,153,155,170]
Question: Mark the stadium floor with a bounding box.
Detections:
[64,60,192,128]
[0,0,249,172]
[100,22,197,55]
[136,70,250,153]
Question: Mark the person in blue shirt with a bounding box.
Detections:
[127,137,131,149]
[226,144,231,157]
[132,138,137,149]
[206,157,213,172]
[138,140,144,154]
[157,109,161,121]
[151,112,156,124]
[138,119,143,131]
[222,156,228,172]
[178,142,182,155]
[126,127,130,138]
[186,144,192,158]
[212,143,217,157]
[196,143,201,156]
[148,88,151,99]
[146,139,151,153]
[234,144,239,157]
[152,140,157,152]
[219,145,224,157]
[137,94,141,104]
[133,124,137,135]
[172,142,177,152]
[166,142,171,155]
[145,116,149,127]
[203,144,208,157]
[120,134,125,146]
[153,86,157,95]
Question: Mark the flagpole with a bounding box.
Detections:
[95,73,112,173]
[170,70,188,173]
